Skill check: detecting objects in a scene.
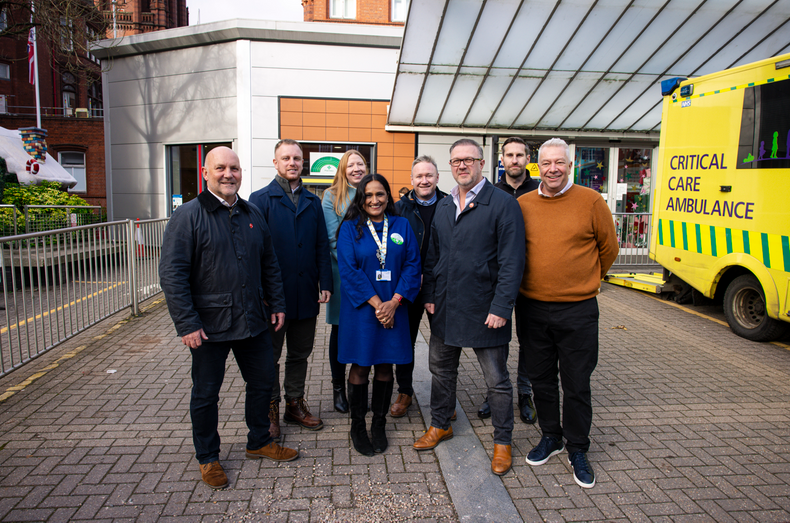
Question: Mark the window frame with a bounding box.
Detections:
[330,0,356,20]
[391,0,409,22]
[59,151,87,193]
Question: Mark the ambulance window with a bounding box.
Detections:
[737,80,790,169]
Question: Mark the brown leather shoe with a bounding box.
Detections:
[450,410,457,421]
[390,393,412,418]
[246,441,299,462]
[199,461,229,489]
[268,400,280,441]
[414,426,453,451]
[283,397,324,430]
[491,444,512,476]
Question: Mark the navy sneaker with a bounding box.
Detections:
[525,436,564,466]
[568,451,595,488]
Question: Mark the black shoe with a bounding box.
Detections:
[568,451,595,488]
[518,393,537,424]
[525,436,564,466]
[477,398,491,419]
[333,380,349,413]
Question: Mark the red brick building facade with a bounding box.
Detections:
[0,0,187,211]
[97,0,188,38]
[301,0,408,25]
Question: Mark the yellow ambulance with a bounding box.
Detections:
[651,53,790,341]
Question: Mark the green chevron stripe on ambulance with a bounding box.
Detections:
[657,219,790,273]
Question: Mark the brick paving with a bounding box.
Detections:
[0,284,787,522]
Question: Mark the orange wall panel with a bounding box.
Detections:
[326,99,349,113]
[349,113,372,129]
[280,98,302,112]
[302,127,327,141]
[280,126,303,140]
[279,97,416,191]
[280,112,302,127]
[348,128,372,142]
[303,99,326,113]
[324,127,348,141]
[349,100,372,114]
[303,112,327,127]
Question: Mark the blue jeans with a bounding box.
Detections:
[190,330,275,464]
[428,334,514,445]
[515,294,534,396]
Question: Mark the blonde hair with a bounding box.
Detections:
[325,150,367,215]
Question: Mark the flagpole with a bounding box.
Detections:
[30,2,41,128]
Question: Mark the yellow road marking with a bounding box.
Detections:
[641,293,790,350]
[0,282,122,335]
[0,297,165,402]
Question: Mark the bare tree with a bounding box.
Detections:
[1,0,110,74]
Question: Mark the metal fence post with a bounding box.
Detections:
[128,219,140,316]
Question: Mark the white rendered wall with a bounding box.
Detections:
[104,42,239,219]
[417,134,491,195]
[247,41,400,193]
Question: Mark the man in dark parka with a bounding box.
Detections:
[249,139,333,439]
[413,138,525,477]
[159,146,299,491]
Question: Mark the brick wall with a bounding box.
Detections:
[280,97,415,194]
[0,116,106,209]
[302,0,404,26]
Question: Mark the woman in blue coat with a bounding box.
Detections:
[337,174,420,456]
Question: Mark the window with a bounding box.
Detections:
[0,63,9,80]
[60,18,73,51]
[330,0,355,19]
[391,0,409,22]
[737,80,790,169]
[62,72,76,116]
[60,152,86,192]
[167,142,232,213]
[0,9,7,31]
[89,80,102,116]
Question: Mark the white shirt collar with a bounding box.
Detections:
[538,178,573,198]
[207,188,238,208]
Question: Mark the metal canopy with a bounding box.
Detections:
[387,0,790,138]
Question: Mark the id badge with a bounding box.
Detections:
[376,270,392,281]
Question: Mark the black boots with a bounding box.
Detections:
[333,379,349,413]
[370,380,393,454]
[347,381,374,456]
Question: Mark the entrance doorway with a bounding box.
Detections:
[167,142,232,213]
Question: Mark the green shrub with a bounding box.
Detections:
[2,179,94,234]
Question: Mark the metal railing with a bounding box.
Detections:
[23,205,104,234]
[612,212,656,267]
[2,105,104,118]
[0,218,168,378]
[0,205,19,238]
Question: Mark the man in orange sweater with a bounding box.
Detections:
[518,138,618,489]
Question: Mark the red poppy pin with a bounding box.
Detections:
[249,223,254,228]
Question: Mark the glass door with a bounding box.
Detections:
[167,142,232,213]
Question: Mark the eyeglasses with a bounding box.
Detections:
[449,157,482,167]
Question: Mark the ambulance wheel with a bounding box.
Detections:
[723,274,788,342]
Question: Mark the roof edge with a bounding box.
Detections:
[92,19,404,59]
[385,125,660,142]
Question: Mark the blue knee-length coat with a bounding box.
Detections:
[337,214,421,366]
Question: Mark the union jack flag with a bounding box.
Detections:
[27,28,35,85]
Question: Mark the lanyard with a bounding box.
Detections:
[366,217,388,269]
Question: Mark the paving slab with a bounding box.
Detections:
[0,284,787,522]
